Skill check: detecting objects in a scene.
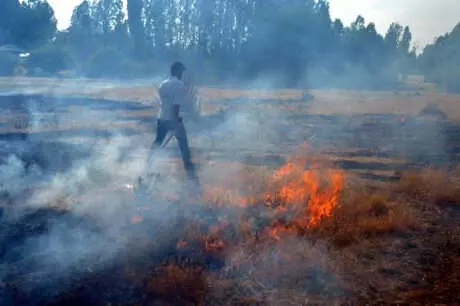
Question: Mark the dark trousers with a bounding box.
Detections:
[150,119,197,181]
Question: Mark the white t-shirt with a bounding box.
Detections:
[157,76,187,120]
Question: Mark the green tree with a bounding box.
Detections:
[0,0,57,50]
[93,0,125,35]
[384,22,404,51]
[419,23,460,92]
[68,0,97,62]
[0,0,19,44]
[400,26,413,55]
[55,0,417,86]
[127,0,145,58]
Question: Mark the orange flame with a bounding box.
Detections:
[130,215,144,224]
[202,156,344,234]
[268,159,344,228]
[306,169,343,227]
[140,152,345,251]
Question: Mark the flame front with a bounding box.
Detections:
[202,157,344,234]
[130,155,345,245]
[303,169,344,227]
[267,160,344,230]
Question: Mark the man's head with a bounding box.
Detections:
[170,61,186,80]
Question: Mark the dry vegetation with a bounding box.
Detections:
[116,163,460,305]
[2,76,460,119]
[40,160,460,305]
[93,84,460,121]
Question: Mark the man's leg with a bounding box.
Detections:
[146,120,171,161]
[139,120,170,187]
[175,121,200,189]
[154,119,170,147]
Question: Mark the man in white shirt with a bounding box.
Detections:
[146,62,198,183]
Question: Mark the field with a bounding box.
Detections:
[1,77,460,305]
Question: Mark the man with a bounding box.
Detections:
[140,62,199,188]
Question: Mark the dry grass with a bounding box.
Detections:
[397,166,460,206]
[109,85,460,121]
[307,89,460,120]
[146,263,208,305]
[316,188,416,248]
[3,76,460,120]
[325,169,460,303]
[205,165,460,304]
[137,162,457,304]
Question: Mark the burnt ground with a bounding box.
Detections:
[4,93,459,172]
[1,92,460,305]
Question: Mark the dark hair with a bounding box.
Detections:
[170,61,186,78]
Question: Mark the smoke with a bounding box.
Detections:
[1,215,119,296]
[0,131,191,301]
[1,75,300,298]
[0,85,195,300]
[0,155,35,197]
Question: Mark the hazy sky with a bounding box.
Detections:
[48,0,459,49]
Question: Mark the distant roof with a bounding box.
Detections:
[0,44,25,54]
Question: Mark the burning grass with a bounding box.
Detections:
[132,156,459,304]
[170,158,460,304]
[315,189,416,248]
[2,154,460,305]
[198,154,413,246]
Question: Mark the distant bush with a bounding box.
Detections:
[0,53,19,76]
[84,47,149,78]
[305,65,404,90]
[419,103,448,120]
[425,67,460,93]
[27,45,74,75]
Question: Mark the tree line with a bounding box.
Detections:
[418,23,460,92]
[0,0,458,91]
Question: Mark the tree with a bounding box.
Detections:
[0,0,20,45]
[127,0,145,58]
[93,0,125,35]
[49,0,418,86]
[68,1,97,62]
[400,26,412,55]
[419,23,460,92]
[17,0,57,49]
[0,0,57,50]
[384,22,404,52]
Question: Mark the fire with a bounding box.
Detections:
[267,159,344,229]
[306,169,343,227]
[130,214,144,224]
[201,156,345,237]
[131,153,344,248]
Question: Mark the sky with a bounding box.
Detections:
[48,0,460,49]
